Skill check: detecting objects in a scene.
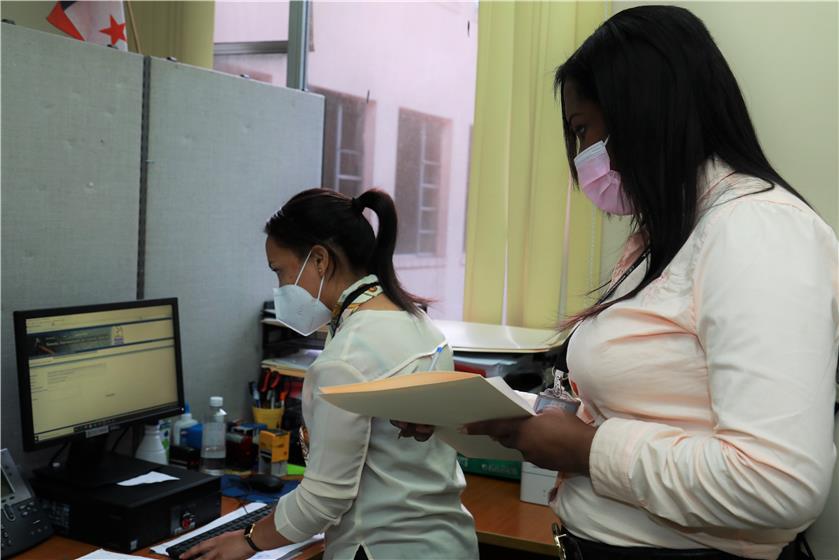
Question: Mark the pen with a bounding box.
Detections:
[429,345,444,371]
[249,381,260,406]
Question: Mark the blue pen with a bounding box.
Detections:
[429,345,444,371]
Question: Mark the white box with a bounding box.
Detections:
[519,461,557,505]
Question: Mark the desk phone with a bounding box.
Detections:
[1,448,53,557]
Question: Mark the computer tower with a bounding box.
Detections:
[31,465,221,553]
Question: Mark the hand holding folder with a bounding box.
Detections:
[320,372,534,461]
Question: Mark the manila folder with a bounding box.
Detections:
[320,371,534,461]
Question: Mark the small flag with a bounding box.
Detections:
[47,1,128,51]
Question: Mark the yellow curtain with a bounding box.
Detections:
[125,1,215,69]
[464,1,608,328]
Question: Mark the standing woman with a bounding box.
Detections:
[463,6,838,560]
[182,188,478,560]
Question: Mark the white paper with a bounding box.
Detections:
[250,535,324,559]
[116,471,179,486]
[437,427,524,461]
[261,349,321,372]
[434,319,562,353]
[321,372,534,459]
[76,549,155,559]
[151,502,323,560]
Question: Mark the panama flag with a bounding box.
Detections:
[46,1,128,51]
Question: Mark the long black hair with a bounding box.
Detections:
[264,188,427,315]
[555,5,807,328]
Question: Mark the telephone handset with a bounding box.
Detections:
[1,448,53,557]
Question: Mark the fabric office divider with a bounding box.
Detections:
[0,24,325,470]
[0,24,144,467]
[141,58,324,424]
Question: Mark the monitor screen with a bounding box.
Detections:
[14,299,184,450]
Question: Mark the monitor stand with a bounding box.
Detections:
[34,434,157,488]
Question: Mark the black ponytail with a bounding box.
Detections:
[265,188,428,315]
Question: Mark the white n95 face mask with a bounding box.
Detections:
[272,249,332,336]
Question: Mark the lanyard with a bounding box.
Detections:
[596,247,650,305]
[553,247,650,374]
[329,281,381,335]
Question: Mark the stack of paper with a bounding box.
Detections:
[261,349,322,378]
[321,371,534,461]
[76,550,154,559]
[434,319,562,354]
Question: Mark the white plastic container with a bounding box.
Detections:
[172,402,198,446]
[159,418,171,460]
[200,396,226,476]
[520,461,557,505]
[135,423,168,465]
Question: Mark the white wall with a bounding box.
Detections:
[602,1,838,283]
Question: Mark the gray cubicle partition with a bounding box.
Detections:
[142,58,323,424]
[0,24,324,470]
[1,24,144,466]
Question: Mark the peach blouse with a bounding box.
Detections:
[556,159,839,560]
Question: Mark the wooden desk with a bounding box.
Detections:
[463,474,558,556]
[18,475,555,559]
[16,497,324,560]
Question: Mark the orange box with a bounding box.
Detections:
[258,429,290,462]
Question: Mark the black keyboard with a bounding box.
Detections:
[165,506,272,559]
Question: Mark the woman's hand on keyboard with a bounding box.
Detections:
[178,530,253,560]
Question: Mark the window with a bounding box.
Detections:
[311,87,374,197]
[212,1,290,86]
[395,109,450,256]
[213,1,479,318]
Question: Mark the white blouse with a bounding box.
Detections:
[558,159,839,560]
[274,309,478,560]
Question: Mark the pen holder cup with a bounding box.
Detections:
[252,406,284,430]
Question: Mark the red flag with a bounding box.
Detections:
[46,1,128,50]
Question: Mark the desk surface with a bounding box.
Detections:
[18,474,556,559]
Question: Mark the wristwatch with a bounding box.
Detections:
[244,522,262,552]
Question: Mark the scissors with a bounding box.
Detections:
[258,369,282,407]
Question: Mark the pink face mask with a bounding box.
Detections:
[573,137,633,215]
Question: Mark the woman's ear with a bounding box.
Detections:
[311,244,330,277]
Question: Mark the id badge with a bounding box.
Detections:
[534,370,581,414]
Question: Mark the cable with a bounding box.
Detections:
[48,441,68,467]
[111,425,131,452]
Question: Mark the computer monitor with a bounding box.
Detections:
[13,298,185,485]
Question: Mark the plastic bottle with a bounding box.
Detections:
[159,418,171,460]
[135,422,168,465]
[172,402,199,446]
[200,396,227,476]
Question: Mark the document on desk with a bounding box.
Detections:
[76,549,155,559]
[151,502,323,559]
[320,371,534,461]
[117,471,179,486]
